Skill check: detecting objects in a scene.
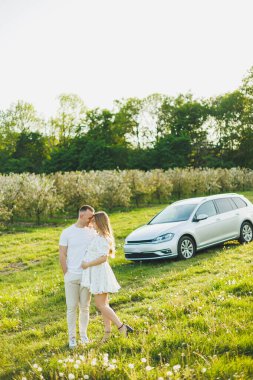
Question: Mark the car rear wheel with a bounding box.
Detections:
[239,221,253,243]
[177,235,196,260]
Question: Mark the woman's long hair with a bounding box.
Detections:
[93,211,116,257]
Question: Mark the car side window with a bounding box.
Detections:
[214,198,234,214]
[195,201,217,218]
[231,197,247,209]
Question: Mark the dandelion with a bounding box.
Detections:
[68,374,75,380]
[79,355,85,361]
[112,359,117,363]
[141,358,147,363]
[38,367,42,372]
[22,377,27,380]
[76,359,81,365]
[74,364,79,369]
[173,364,181,372]
[106,364,116,371]
[128,363,134,369]
[158,377,164,380]
[167,371,173,376]
[59,374,64,378]
[69,358,74,363]
[83,375,89,379]
[58,360,63,364]
[146,366,154,371]
[103,354,109,364]
[33,364,38,369]
[201,368,207,373]
[91,358,97,366]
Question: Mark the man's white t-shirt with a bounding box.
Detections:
[59,224,96,274]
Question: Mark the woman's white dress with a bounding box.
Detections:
[81,234,121,294]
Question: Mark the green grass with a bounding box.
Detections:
[1,194,253,380]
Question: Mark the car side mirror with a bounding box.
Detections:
[194,214,208,222]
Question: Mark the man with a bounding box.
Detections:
[59,205,96,348]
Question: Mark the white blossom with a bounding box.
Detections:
[173,364,181,372]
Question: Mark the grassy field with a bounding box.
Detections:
[1,194,253,380]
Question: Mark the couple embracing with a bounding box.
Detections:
[59,205,133,348]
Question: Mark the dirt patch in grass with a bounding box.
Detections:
[0,259,41,275]
[0,261,27,275]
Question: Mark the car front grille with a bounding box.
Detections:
[126,239,153,244]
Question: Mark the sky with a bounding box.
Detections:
[0,0,253,118]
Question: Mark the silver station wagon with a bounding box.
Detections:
[124,193,253,261]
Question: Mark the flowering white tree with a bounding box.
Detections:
[20,174,63,224]
[124,170,156,207]
[167,168,195,199]
[150,169,173,203]
[221,167,253,192]
[96,170,132,210]
[0,173,24,222]
[53,171,92,213]
[0,192,12,226]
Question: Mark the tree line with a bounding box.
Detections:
[0,67,253,174]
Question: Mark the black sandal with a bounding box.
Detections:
[118,323,134,336]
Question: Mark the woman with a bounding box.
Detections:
[80,211,133,343]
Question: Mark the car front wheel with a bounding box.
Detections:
[177,235,196,260]
[239,221,253,243]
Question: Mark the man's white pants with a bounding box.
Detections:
[64,272,91,339]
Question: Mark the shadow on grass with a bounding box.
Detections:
[113,239,241,276]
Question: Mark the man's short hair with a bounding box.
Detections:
[79,205,94,213]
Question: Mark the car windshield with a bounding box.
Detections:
[149,203,197,224]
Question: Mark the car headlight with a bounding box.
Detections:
[152,233,174,243]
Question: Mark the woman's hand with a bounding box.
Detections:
[81,261,90,269]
